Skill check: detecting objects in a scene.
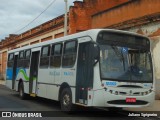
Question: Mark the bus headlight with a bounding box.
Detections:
[149,89,152,93]
[115,91,118,95]
[145,91,149,95]
[109,90,113,94]
[141,90,151,95]
[141,92,144,95]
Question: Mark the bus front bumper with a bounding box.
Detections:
[104,91,155,108]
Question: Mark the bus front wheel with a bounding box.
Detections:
[60,88,74,112]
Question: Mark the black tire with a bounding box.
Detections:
[60,88,74,112]
[19,82,27,100]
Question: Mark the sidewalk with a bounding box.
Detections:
[0,80,5,85]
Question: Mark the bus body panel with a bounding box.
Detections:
[5,80,12,89]
[46,85,59,100]
[14,68,30,94]
[37,69,53,98]
[23,82,29,94]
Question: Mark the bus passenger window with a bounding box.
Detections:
[50,43,62,68]
[7,53,14,68]
[24,49,31,68]
[19,51,24,59]
[62,40,77,68]
[40,45,50,68]
[17,51,24,68]
[8,53,14,61]
[25,50,31,59]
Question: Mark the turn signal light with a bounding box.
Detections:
[149,89,152,93]
[141,92,144,95]
[109,90,113,94]
[115,91,118,95]
[145,91,149,95]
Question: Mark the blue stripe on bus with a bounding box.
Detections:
[6,68,13,80]
[6,68,27,80]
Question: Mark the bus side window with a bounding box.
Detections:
[50,43,62,68]
[40,45,50,68]
[7,53,14,68]
[17,51,24,68]
[24,49,31,68]
[62,40,77,68]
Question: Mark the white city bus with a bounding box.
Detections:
[6,29,155,111]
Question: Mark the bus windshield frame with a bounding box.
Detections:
[97,31,153,83]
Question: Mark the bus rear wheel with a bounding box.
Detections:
[60,88,74,112]
[19,82,27,100]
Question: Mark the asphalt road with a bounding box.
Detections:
[0,84,158,120]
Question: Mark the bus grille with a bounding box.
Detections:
[107,100,148,105]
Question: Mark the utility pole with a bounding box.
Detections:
[64,0,68,36]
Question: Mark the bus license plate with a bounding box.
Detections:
[126,98,136,103]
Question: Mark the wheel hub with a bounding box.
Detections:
[63,94,70,106]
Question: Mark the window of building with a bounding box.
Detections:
[41,36,52,42]
[30,40,39,45]
[62,40,77,68]
[54,32,64,38]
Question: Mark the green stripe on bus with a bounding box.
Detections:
[19,69,36,81]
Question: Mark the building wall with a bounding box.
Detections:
[0,53,2,78]
[2,51,7,80]
[16,27,64,47]
[0,48,8,79]
[91,0,160,29]
[69,0,129,34]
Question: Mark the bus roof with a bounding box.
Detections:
[8,29,149,54]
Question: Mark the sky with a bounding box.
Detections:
[0,0,81,40]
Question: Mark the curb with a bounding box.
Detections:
[0,80,5,85]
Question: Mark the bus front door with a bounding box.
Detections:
[76,42,94,105]
[29,51,40,96]
[12,55,18,89]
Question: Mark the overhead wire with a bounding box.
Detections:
[14,0,57,34]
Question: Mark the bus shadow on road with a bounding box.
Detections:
[11,92,128,117]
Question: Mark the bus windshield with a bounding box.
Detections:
[99,45,153,82]
[97,32,153,82]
